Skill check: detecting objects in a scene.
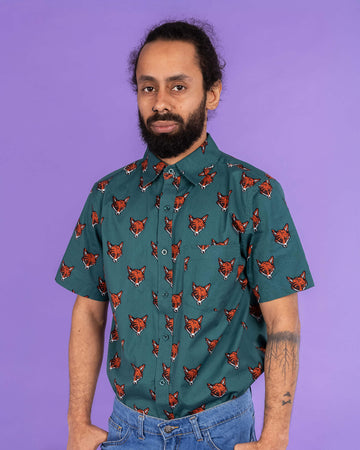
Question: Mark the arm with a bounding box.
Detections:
[235,293,300,450]
[67,295,109,450]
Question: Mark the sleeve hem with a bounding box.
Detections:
[54,276,109,302]
[258,281,315,303]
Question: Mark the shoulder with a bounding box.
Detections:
[93,158,142,189]
[88,157,144,198]
[217,148,269,178]
[217,148,284,195]
[213,148,288,226]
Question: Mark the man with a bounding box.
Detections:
[56,20,314,450]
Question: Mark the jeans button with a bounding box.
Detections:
[164,425,174,433]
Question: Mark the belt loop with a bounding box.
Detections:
[137,413,145,440]
[189,415,203,441]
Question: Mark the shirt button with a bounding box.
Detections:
[163,292,169,297]
[163,205,170,211]
[168,168,175,175]
[161,248,168,255]
[163,335,169,341]
[159,379,165,386]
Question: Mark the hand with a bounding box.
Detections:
[234,443,260,450]
[234,440,286,450]
[67,423,108,450]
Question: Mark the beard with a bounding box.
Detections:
[138,94,207,159]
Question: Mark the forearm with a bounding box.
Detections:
[260,326,300,449]
[67,298,107,427]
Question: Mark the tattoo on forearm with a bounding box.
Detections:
[282,392,292,406]
[266,331,300,380]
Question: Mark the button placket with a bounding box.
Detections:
[154,169,177,410]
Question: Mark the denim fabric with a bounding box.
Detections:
[100,388,256,449]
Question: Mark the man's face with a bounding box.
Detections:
[136,40,208,159]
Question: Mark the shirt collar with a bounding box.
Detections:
[140,133,221,186]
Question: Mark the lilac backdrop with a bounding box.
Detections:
[1,0,359,448]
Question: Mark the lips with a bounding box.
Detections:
[150,121,178,134]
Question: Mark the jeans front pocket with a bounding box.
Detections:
[204,404,255,450]
[100,413,132,448]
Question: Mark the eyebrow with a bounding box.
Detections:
[138,73,193,83]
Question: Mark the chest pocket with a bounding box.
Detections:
[175,242,245,312]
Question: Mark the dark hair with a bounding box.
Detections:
[128,19,225,92]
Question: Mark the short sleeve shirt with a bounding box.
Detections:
[55,133,314,419]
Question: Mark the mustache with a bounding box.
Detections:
[146,112,184,127]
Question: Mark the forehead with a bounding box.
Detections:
[136,40,202,81]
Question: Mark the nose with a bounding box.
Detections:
[152,88,171,113]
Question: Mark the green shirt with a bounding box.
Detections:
[55,133,314,419]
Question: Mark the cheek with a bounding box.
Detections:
[175,101,198,121]
[183,92,206,115]
[137,101,151,122]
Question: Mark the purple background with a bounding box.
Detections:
[1,1,359,448]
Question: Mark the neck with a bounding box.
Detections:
[158,125,208,165]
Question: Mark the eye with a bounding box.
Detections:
[143,86,155,93]
[172,85,186,92]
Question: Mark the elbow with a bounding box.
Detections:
[266,313,301,337]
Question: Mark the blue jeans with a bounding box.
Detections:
[100,389,256,449]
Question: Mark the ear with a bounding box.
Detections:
[206,80,222,110]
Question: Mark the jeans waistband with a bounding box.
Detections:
[111,388,253,437]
